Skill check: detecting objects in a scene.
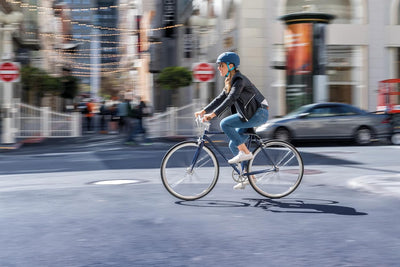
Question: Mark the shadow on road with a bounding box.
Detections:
[299,151,361,166]
[176,198,368,216]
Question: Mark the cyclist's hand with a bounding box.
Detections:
[194,110,205,118]
[203,113,216,122]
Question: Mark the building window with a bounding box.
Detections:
[326,45,362,104]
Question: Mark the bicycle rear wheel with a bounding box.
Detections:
[247,140,304,198]
[160,141,219,200]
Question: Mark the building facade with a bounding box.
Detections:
[59,0,120,98]
[4,0,400,118]
[1,0,40,103]
[149,0,193,111]
[169,0,400,118]
[238,0,400,117]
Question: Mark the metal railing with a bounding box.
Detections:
[13,99,81,138]
[145,99,204,138]
[9,98,208,140]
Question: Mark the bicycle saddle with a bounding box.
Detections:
[245,128,256,134]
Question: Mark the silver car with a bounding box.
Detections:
[256,103,391,145]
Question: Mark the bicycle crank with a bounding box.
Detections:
[232,170,247,183]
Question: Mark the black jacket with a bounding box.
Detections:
[204,71,266,121]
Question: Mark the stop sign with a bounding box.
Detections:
[193,63,215,82]
[0,62,20,82]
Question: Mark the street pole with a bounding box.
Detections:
[90,28,100,100]
[189,14,215,106]
[1,23,20,144]
[199,32,208,104]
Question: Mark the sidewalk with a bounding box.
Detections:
[0,131,193,151]
[0,137,46,150]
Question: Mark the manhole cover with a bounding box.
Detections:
[90,179,144,185]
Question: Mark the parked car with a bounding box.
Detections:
[256,102,392,145]
[390,113,400,145]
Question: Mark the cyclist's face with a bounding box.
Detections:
[217,62,228,77]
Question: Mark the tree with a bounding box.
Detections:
[100,72,121,99]
[21,66,47,105]
[157,66,192,90]
[42,74,61,96]
[21,66,79,107]
[61,75,79,99]
[156,66,192,106]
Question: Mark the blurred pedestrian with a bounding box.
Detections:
[85,99,96,133]
[125,97,151,145]
[136,97,148,139]
[125,100,139,145]
[99,101,108,133]
[109,104,119,134]
[117,99,129,134]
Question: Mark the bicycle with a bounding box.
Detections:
[160,117,304,200]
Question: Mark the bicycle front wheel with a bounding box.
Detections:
[247,140,304,198]
[160,141,219,200]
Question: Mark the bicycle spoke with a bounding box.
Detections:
[161,141,219,200]
[248,140,304,198]
[170,174,190,188]
[276,150,296,167]
[196,154,213,168]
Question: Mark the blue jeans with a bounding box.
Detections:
[220,108,269,156]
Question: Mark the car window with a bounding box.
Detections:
[333,106,359,116]
[286,105,312,117]
[308,107,334,117]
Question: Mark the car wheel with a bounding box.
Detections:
[391,133,400,145]
[274,128,290,142]
[355,127,372,145]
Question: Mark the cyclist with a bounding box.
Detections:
[195,52,269,189]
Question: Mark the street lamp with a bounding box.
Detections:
[0,11,23,144]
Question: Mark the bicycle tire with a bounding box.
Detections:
[247,140,304,198]
[160,141,219,200]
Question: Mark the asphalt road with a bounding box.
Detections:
[0,134,399,266]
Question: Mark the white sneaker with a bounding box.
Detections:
[233,175,256,190]
[233,180,249,190]
[228,151,254,164]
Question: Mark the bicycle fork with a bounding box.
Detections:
[187,138,206,174]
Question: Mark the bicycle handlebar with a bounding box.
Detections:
[196,115,210,131]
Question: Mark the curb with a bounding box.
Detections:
[0,143,22,150]
[0,137,46,151]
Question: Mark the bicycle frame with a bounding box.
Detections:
[190,128,275,178]
[161,118,304,200]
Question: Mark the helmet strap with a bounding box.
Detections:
[225,62,235,78]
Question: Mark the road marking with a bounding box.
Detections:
[348,174,400,198]
[91,179,143,185]
[0,169,68,175]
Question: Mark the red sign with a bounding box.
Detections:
[0,62,20,82]
[193,63,215,82]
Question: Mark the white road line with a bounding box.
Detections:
[348,174,400,198]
